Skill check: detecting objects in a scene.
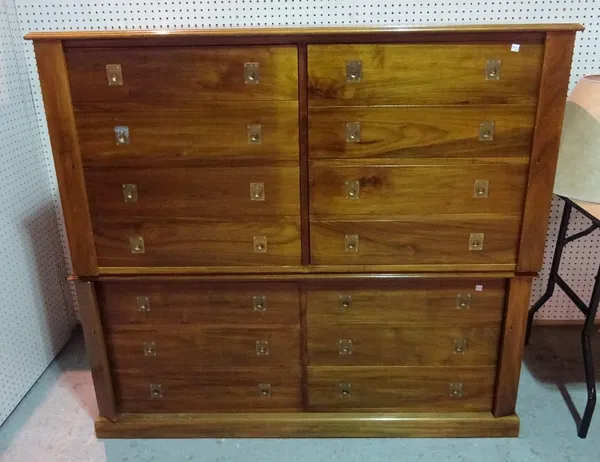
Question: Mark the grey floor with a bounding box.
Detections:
[0,327,599,462]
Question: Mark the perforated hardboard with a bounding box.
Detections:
[0,0,76,426]
[14,0,600,323]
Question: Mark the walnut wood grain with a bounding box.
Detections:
[298,44,311,266]
[105,325,300,371]
[517,31,578,272]
[97,281,300,326]
[308,326,500,366]
[95,412,520,438]
[113,368,302,413]
[33,41,98,275]
[309,105,536,159]
[26,24,584,42]
[76,103,299,167]
[310,216,521,266]
[94,219,301,267]
[85,166,300,219]
[308,43,544,105]
[66,46,298,106]
[309,160,528,217]
[306,279,506,326]
[493,276,534,417]
[307,366,496,412]
[75,281,117,421]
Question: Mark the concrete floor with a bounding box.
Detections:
[0,327,599,462]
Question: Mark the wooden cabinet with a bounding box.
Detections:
[28,23,582,438]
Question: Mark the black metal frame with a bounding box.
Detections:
[526,195,599,438]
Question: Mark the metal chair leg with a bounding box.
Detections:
[526,200,573,344]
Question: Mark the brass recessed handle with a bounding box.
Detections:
[250,182,265,201]
[339,294,352,310]
[258,383,272,397]
[129,236,145,254]
[450,382,464,397]
[345,122,361,143]
[115,126,130,145]
[473,179,489,198]
[149,384,162,398]
[244,62,260,84]
[253,295,266,312]
[247,124,262,144]
[345,180,360,199]
[346,60,362,82]
[479,121,495,141]
[338,339,353,355]
[136,295,150,312]
[485,59,501,80]
[344,234,359,252]
[143,341,157,356]
[340,382,352,397]
[106,64,123,86]
[456,293,472,310]
[469,233,484,251]
[453,339,467,354]
[253,236,268,253]
[122,183,138,202]
[256,340,269,356]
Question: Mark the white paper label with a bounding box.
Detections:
[475,284,483,292]
[511,44,520,52]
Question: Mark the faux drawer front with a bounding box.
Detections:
[86,167,300,219]
[308,326,500,366]
[309,106,536,159]
[310,161,528,216]
[67,46,298,107]
[77,102,299,167]
[94,219,301,267]
[114,368,302,413]
[98,282,299,326]
[306,279,506,326]
[105,326,300,370]
[310,217,521,266]
[307,43,543,105]
[307,366,495,412]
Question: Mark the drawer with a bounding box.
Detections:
[309,160,528,217]
[308,326,500,366]
[310,217,521,266]
[307,366,495,412]
[77,102,299,167]
[307,43,543,105]
[98,282,300,326]
[94,219,301,268]
[306,279,506,326]
[105,325,300,370]
[114,368,302,413]
[67,46,298,107]
[309,106,536,159]
[86,166,299,219]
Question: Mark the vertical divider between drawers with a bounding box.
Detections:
[297,43,311,266]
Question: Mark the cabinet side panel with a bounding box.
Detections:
[493,276,534,417]
[517,31,577,273]
[33,40,97,275]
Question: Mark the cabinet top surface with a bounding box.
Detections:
[25,23,583,41]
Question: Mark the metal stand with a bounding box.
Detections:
[526,196,599,438]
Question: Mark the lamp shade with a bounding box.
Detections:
[554,75,600,203]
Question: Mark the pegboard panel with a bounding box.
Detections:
[0,0,76,426]
[14,1,600,321]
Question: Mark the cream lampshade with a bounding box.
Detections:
[554,75,600,205]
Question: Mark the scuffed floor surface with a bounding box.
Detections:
[1,326,599,462]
